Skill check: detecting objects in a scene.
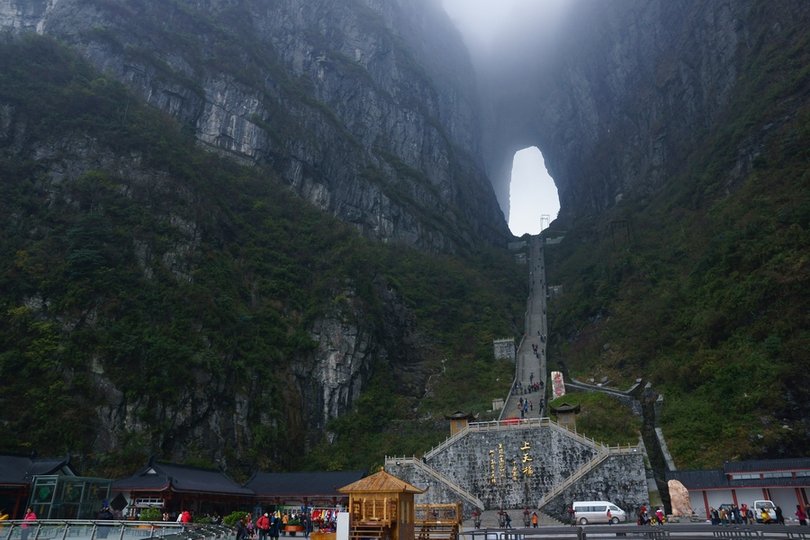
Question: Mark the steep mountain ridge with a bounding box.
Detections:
[0,35,524,474]
[499,1,809,464]
[482,0,807,222]
[0,0,807,473]
[1,0,507,252]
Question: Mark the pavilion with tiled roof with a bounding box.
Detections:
[667,457,810,519]
[245,470,365,508]
[0,454,77,518]
[339,469,425,540]
[111,458,254,518]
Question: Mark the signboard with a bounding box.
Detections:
[493,338,515,361]
[550,371,566,399]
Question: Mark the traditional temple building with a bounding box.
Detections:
[111,459,253,518]
[549,402,580,431]
[444,412,477,436]
[245,470,365,510]
[338,469,424,540]
[0,454,83,519]
[667,458,810,518]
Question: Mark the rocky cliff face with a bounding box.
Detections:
[0,0,507,252]
[480,0,808,223]
[0,0,512,468]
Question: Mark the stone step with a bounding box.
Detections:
[463,509,564,529]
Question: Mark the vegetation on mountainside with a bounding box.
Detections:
[548,393,640,447]
[545,11,809,468]
[0,36,524,477]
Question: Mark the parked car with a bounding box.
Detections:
[572,501,627,525]
[753,500,777,523]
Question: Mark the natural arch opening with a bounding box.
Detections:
[508,147,559,236]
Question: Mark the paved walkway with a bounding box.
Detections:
[460,509,564,529]
[502,236,548,421]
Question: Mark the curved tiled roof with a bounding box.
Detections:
[112,461,253,496]
[338,469,424,494]
[0,454,74,485]
[245,470,365,497]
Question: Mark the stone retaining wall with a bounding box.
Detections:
[541,452,648,523]
[386,423,647,522]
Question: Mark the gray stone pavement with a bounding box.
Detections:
[461,509,565,530]
[502,236,548,421]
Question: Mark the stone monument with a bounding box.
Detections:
[667,479,693,516]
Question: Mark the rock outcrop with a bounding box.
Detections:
[0,0,508,252]
[0,0,510,467]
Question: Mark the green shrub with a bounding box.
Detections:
[139,508,162,521]
[223,511,249,527]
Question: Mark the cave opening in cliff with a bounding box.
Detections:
[508,147,559,236]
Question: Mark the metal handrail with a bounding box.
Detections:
[536,451,611,510]
[407,458,485,510]
[0,520,231,540]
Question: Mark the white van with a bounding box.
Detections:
[753,500,777,523]
[572,501,627,525]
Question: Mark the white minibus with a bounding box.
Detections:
[572,501,627,525]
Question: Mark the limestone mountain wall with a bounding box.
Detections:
[0,0,508,252]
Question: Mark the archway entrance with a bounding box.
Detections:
[508,147,559,236]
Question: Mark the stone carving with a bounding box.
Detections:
[668,479,693,516]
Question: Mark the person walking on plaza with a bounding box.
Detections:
[531,511,538,528]
[96,505,114,539]
[257,513,271,540]
[796,505,807,526]
[269,514,281,540]
[21,507,37,540]
[236,516,249,540]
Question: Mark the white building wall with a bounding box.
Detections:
[706,490,731,510]
[735,487,765,508]
[690,491,709,519]
[770,489,801,521]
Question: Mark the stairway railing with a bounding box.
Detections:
[386,457,484,510]
[536,444,640,510]
[536,450,611,510]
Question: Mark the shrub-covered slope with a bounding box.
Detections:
[0,37,524,477]
[545,13,810,467]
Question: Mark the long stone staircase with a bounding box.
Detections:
[385,235,647,524]
[501,236,547,422]
[393,456,484,510]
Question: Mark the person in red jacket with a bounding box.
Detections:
[796,505,807,526]
[257,513,271,540]
[21,507,37,540]
[180,510,192,523]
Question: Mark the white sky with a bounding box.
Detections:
[440,0,563,236]
[509,147,559,235]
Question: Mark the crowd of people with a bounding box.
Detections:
[708,503,810,525]
[636,505,665,525]
[236,509,338,540]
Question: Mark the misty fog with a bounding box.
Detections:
[509,148,559,236]
[440,0,570,235]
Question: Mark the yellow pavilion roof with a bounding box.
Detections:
[338,468,425,494]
